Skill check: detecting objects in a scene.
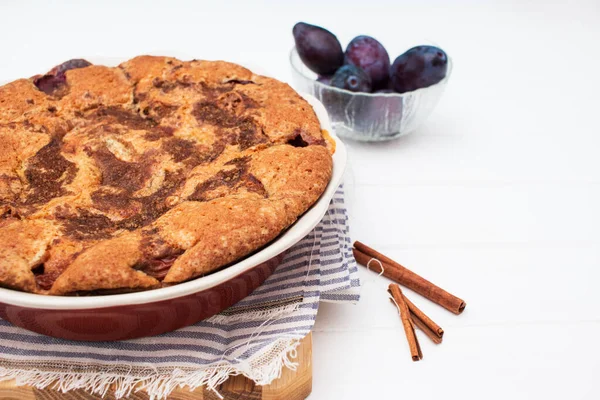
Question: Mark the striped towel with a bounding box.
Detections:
[0,186,360,399]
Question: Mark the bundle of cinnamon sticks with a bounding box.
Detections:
[353,241,466,361]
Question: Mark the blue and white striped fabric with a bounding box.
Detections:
[0,186,360,399]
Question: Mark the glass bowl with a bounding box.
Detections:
[289,47,452,141]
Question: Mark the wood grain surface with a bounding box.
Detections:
[0,333,312,400]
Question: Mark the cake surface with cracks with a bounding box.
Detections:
[0,56,333,295]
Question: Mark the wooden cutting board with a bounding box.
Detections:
[0,333,312,400]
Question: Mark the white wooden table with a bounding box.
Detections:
[1,1,598,399]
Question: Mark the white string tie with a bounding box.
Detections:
[366,257,385,277]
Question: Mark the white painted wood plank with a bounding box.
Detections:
[344,183,600,248]
[313,323,600,400]
[315,247,600,329]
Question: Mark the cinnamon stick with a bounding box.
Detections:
[410,312,443,344]
[388,284,422,361]
[404,296,444,342]
[353,241,466,314]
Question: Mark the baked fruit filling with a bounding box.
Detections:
[0,56,333,296]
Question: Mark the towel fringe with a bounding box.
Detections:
[206,302,301,325]
[0,337,302,400]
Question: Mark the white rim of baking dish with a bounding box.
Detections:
[0,58,347,309]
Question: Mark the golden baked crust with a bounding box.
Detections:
[0,56,333,295]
